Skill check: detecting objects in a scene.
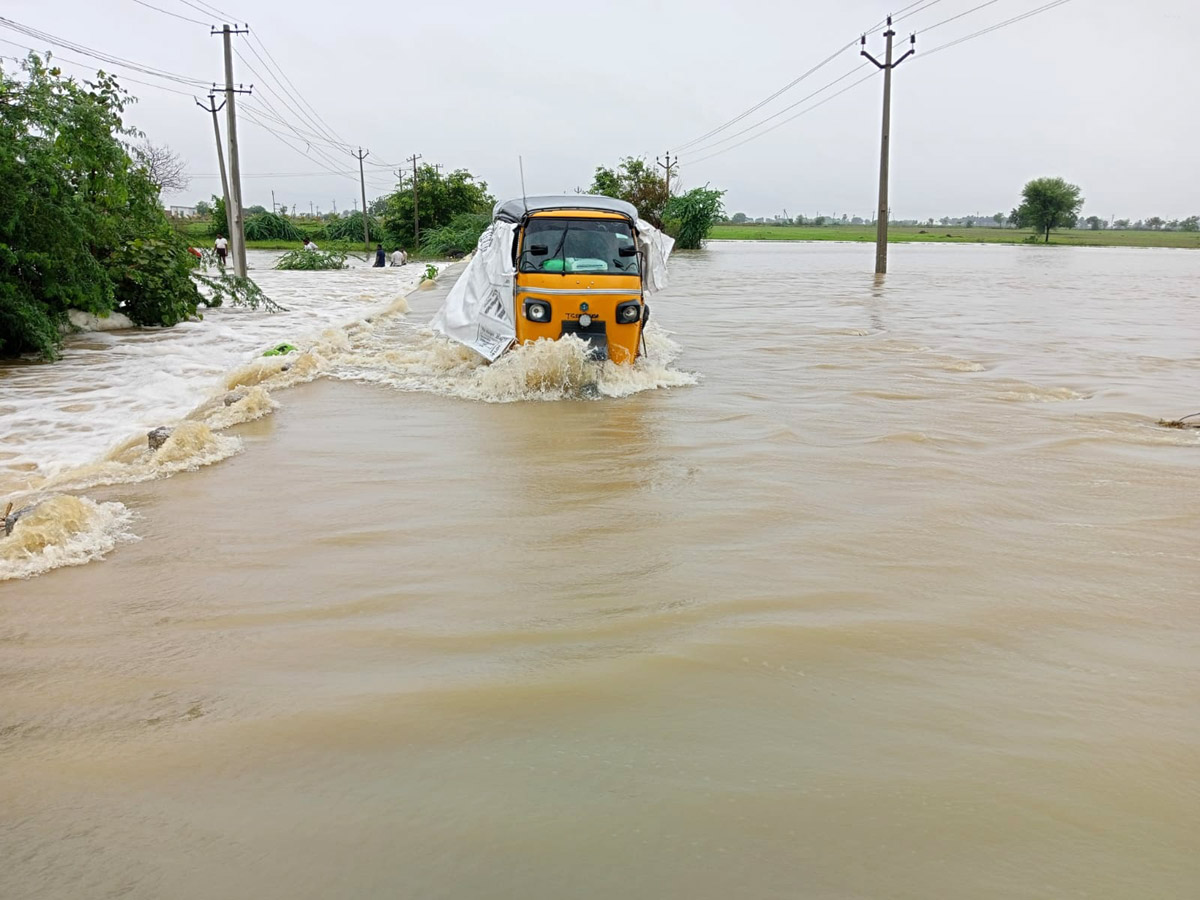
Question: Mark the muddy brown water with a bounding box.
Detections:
[2,243,1199,899]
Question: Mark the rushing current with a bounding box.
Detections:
[1,242,1198,899]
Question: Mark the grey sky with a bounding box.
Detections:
[5,0,1197,220]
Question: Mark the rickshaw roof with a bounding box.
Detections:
[494,195,639,223]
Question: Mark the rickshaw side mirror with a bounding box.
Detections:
[529,244,549,256]
[618,245,638,257]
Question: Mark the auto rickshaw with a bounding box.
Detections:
[431,195,673,365]
[497,196,648,363]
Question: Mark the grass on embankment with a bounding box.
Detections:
[708,224,1200,249]
[173,220,440,257]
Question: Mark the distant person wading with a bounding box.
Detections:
[373,244,386,267]
[213,235,228,265]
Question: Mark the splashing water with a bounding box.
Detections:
[0,494,136,581]
[334,321,698,403]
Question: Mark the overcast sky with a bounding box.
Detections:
[4,0,1197,220]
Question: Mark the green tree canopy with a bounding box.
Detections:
[1017,177,1084,243]
[1,54,272,358]
[587,157,668,228]
[382,165,494,250]
[663,187,725,250]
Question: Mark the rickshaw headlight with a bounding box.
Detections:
[524,300,551,323]
[616,301,642,324]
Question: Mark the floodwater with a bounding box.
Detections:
[2,242,1198,899]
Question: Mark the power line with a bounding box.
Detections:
[687,0,1077,168]
[0,37,198,96]
[672,1,946,155]
[174,0,236,21]
[921,0,1074,56]
[0,16,209,85]
[682,64,871,157]
[671,40,858,153]
[920,0,1007,33]
[129,0,208,26]
[687,69,880,166]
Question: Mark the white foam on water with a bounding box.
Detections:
[331,321,698,403]
[0,253,433,494]
[0,494,137,581]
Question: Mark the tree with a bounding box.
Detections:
[1085,215,1103,230]
[1180,216,1199,233]
[194,200,212,217]
[1145,216,1164,230]
[993,212,1005,227]
[1016,177,1084,243]
[663,187,725,250]
[0,54,271,359]
[132,140,189,194]
[730,212,748,224]
[381,165,494,250]
[587,157,668,227]
[1113,218,1131,229]
[245,204,267,216]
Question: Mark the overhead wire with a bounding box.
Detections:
[686,0,1075,168]
[920,0,1074,56]
[0,16,209,86]
[672,0,945,155]
[681,64,872,157]
[0,36,199,96]
[129,0,209,26]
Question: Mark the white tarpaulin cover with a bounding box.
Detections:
[637,218,674,294]
[429,221,517,362]
[431,216,673,362]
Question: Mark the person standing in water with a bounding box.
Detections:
[390,247,407,267]
[213,234,228,265]
[373,243,386,267]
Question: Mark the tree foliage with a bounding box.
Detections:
[587,157,668,228]
[1016,177,1084,243]
[420,212,491,257]
[132,140,189,194]
[243,211,303,242]
[323,210,381,243]
[0,54,271,359]
[381,166,494,250]
[663,187,725,250]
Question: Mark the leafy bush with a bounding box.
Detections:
[381,166,494,250]
[274,249,347,270]
[323,211,380,243]
[0,55,277,358]
[420,213,490,257]
[423,264,438,280]
[244,212,303,242]
[663,187,726,250]
[209,194,229,237]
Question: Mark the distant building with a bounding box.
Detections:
[167,205,197,218]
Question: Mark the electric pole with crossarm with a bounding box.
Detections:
[212,23,252,278]
[861,18,915,275]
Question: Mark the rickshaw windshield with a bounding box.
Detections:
[518,218,639,275]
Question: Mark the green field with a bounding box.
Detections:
[173,219,427,256]
[708,224,1200,249]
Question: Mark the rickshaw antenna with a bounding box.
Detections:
[519,156,528,213]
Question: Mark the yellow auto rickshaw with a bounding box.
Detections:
[431,195,672,365]
[498,195,652,363]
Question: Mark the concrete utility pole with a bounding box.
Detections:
[406,153,423,250]
[353,147,370,251]
[656,151,678,198]
[861,18,915,275]
[213,23,252,278]
[194,93,232,246]
[271,189,276,215]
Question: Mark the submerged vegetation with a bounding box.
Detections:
[0,54,270,359]
[273,249,347,271]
